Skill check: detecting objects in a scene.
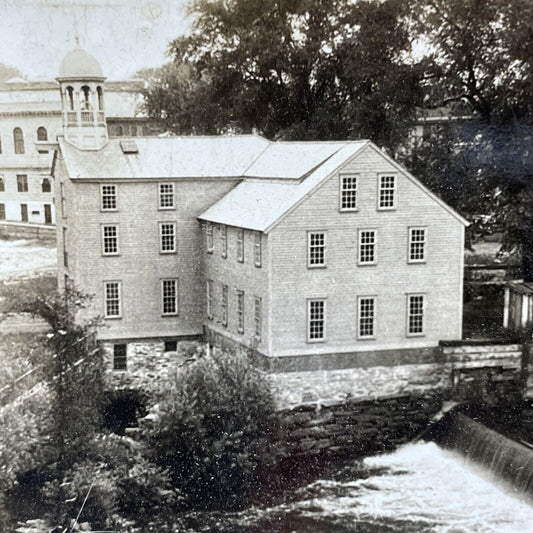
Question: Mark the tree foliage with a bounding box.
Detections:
[142,0,423,152]
[142,349,279,511]
[0,62,24,84]
[412,0,533,125]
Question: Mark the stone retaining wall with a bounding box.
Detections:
[101,339,205,391]
[269,363,451,409]
[275,393,443,461]
[0,221,55,241]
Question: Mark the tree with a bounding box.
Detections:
[0,62,24,84]
[143,349,279,511]
[142,0,424,152]
[7,285,105,528]
[412,0,533,125]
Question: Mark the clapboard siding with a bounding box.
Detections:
[203,224,269,352]
[269,144,464,356]
[64,176,238,340]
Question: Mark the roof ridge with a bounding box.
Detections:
[241,139,272,176]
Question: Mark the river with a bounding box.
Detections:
[178,441,533,532]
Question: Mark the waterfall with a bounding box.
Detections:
[431,412,533,497]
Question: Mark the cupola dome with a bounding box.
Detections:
[57,48,104,80]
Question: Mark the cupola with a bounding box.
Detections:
[57,48,107,150]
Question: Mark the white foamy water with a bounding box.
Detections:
[211,442,533,532]
[351,442,533,532]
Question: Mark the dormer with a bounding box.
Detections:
[56,48,107,150]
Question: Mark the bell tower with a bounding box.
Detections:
[56,48,108,150]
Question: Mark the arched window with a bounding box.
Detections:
[37,127,48,141]
[130,125,137,137]
[41,178,51,193]
[81,85,92,110]
[13,127,24,154]
[66,86,74,111]
[116,125,124,136]
[97,86,104,110]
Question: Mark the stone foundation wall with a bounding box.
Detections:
[0,221,55,241]
[101,339,205,391]
[275,393,443,461]
[269,363,452,409]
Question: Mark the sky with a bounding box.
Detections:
[0,0,191,80]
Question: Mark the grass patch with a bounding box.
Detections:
[0,274,57,314]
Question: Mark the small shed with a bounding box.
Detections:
[504,281,533,330]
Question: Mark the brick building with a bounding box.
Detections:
[53,51,468,378]
[0,49,152,227]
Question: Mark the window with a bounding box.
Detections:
[60,182,66,218]
[17,174,28,192]
[113,344,127,371]
[254,232,262,267]
[358,297,376,339]
[63,227,68,267]
[378,175,396,209]
[308,231,326,267]
[101,184,117,210]
[340,174,357,211]
[358,230,376,265]
[164,340,177,352]
[159,222,176,253]
[237,290,245,333]
[20,204,28,222]
[0,135,3,153]
[66,86,75,110]
[37,127,48,141]
[104,281,121,318]
[102,225,119,255]
[221,285,228,327]
[409,228,426,263]
[161,279,178,316]
[41,178,51,193]
[206,279,213,320]
[0,176,4,192]
[97,86,104,110]
[13,127,24,154]
[116,125,124,136]
[159,183,174,209]
[221,225,227,258]
[0,204,5,220]
[131,125,138,137]
[407,294,425,336]
[81,85,92,110]
[254,297,262,339]
[236,228,244,262]
[308,299,325,342]
[206,223,213,253]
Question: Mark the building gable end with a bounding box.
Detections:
[263,141,371,234]
[364,143,469,227]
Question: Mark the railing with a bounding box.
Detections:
[81,111,93,124]
[66,111,77,124]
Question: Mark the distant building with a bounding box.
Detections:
[53,50,468,378]
[0,49,154,227]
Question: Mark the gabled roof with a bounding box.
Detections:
[199,140,469,232]
[199,142,368,232]
[243,141,347,179]
[58,133,468,231]
[59,135,270,179]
